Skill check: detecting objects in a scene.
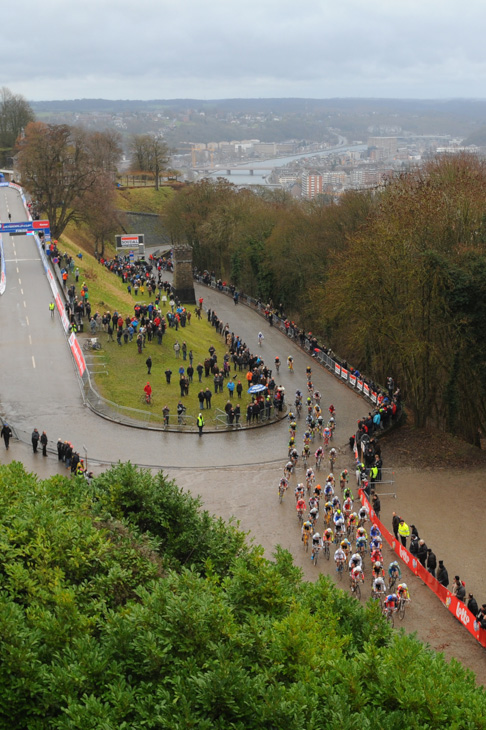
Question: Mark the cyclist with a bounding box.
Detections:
[356,526,368,541]
[303,430,311,446]
[370,547,383,565]
[372,575,387,599]
[370,536,383,553]
[315,446,323,469]
[289,448,299,466]
[309,504,319,527]
[343,496,353,518]
[287,355,294,372]
[289,419,297,438]
[323,480,334,502]
[397,583,411,602]
[331,495,341,511]
[343,486,354,502]
[143,381,152,404]
[328,417,336,439]
[349,552,362,573]
[327,472,335,487]
[383,593,399,614]
[302,443,311,463]
[371,561,385,582]
[295,483,305,501]
[356,533,367,555]
[350,563,365,586]
[329,404,336,419]
[306,365,312,380]
[295,389,303,404]
[323,426,331,446]
[305,468,315,491]
[347,512,358,536]
[340,469,349,490]
[49,301,55,318]
[314,483,323,499]
[388,561,401,587]
[311,532,322,560]
[323,527,334,545]
[275,356,280,373]
[279,477,288,495]
[323,500,333,524]
[370,524,382,541]
[308,495,319,510]
[258,332,264,346]
[340,537,351,557]
[284,461,294,479]
[307,380,313,394]
[358,505,369,527]
[333,509,345,535]
[317,414,324,431]
[313,390,321,404]
[334,546,346,572]
[302,519,313,542]
[296,498,306,520]
[288,436,296,454]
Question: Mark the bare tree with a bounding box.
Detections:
[129,134,169,190]
[0,87,34,165]
[16,122,122,239]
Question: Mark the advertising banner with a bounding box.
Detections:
[349,373,356,387]
[363,383,370,397]
[68,333,86,377]
[371,391,377,404]
[334,363,341,376]
[341,367,348,381]
[357,379,363,392]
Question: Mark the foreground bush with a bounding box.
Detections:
[0,461,484,729]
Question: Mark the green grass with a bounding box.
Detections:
[115,187,173,214]
[59,234,249,421]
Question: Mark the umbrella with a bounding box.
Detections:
[248,384,267,394]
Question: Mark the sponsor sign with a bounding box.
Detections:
[363,383,370,397]
[341,367,348,381]
[334,363,341,376]
[116,234,144,248]
[371,391,377,404]
[349,373,356,387]
[69,333,86,377]
[357,379,363,392]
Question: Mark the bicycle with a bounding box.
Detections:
[383,605,396,627]
[275,360,280,373]
[350,578,362,600]
[388,573,399,591]
[336,560,345,581]
[371,589,385,607]
[322,541,330,561]
[297,508,304,525]
[278,483,286,503]
[311,544,320,566]
[295,401,302,417]
[398,598,410,620]
[315,454,322,471]
[83,338,102,351]
[141,392,153,406]
[303,531,311,552]
[288,358,294,372]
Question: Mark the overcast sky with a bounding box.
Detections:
[4,0,485,101]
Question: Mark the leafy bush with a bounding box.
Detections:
[0,461,485,729]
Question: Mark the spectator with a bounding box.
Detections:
[417,539,428,568]
[392,512,400,540]
[467,593,478,617]
[398,518,410,548]
[452,576,466,602]
[426,548,437,578]
[437,560,449,588]
[409,534,419,556]
[476,605,486,629]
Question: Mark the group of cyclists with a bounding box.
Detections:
[278,363,411,623]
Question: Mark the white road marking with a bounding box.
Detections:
[26,316,29,326]
[32,356,36,369]
[28,335,32,344]
[16,266,19,273]
[18,278,21,285]
[23,301,26,308]
[20,289,23,295]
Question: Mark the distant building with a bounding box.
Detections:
[301,170,323,199]
[367,137,398,158]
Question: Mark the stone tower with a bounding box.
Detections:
[172,244,196,304]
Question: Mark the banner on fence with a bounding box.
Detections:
[359,490,486,648]
[341,367,348,381]
[68,333,86,377]
[363,383,370,397]
[334,363,341,376]
[349,373,356,387]
[357,379,363,392]
[371,391,377,404]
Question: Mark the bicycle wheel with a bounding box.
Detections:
[313,548,319,567]
[324,543,330,560]
[93,342,102,350]
[304,535,309,552]
[279,488,284,504]
[399,599,406,620]
[388,575,397,590]
[355,583,361,600]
